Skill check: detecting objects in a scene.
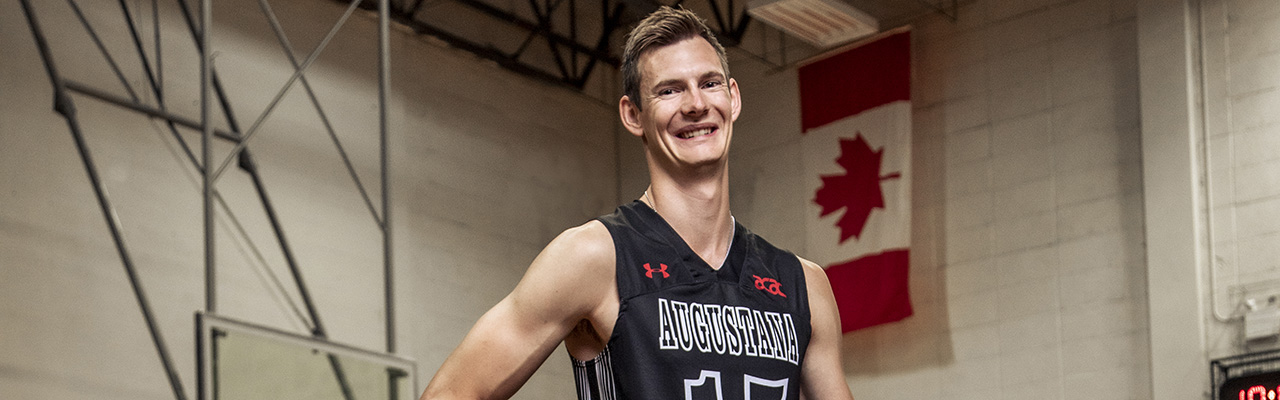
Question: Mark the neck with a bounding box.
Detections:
[644,164,733,269]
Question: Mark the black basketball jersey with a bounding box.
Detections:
[572,201,812,400]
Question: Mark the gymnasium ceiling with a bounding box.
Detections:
[350,0,956,91]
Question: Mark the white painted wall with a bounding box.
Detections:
[716,0,1280,398]
[1195,0,1280,385]
[1200,0,1280,355]
[1138,0,1280,397]
[0,0,616,399]
[722,0,1154,398]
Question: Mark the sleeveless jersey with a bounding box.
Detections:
[572,201,812,400]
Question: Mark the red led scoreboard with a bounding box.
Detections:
[1215,351,1280,400]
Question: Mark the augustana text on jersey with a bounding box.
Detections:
[656,298,800,366]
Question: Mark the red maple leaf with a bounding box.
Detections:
[813,133,901,243]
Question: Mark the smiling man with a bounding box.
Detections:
[421,7,854,400]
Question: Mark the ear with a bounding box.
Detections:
[619,95,646,138]
[728,78,742,123]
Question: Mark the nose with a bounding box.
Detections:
[681,87,709,117]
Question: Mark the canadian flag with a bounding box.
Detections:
[799,30,912,333]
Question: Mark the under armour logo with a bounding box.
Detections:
[644,263,670,279]
[752,275,786,298]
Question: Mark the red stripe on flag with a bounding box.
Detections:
[798,31,911,133]
[824,249,912,332]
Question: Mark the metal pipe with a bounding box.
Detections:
[240,159,323,334]
[65,0,139,101]
[326,356,356,400]
[1195,0,1238,323]
[202,0,216,316]
[175,2,355,396]
[63,80,242,142]
[19,2,189,399]
[256,0,383,227]
[153,0,162,94]
[66,0,316,336]
[530,0,572,80]
[182,18,363,396]
[212,329,222,400]
[110,0,215,175]
[68,80,203,169]
[210,0,364,183]
[380,0,395,356]
[115,0,168,109]
[569,0,578,76]
[197,314,207,400]
[213,189,313,331]
[241,157,357,400]
[170,0,354,362]
[388,368,405,400]
[201,313,416,369]
[440,0,619,65]
[169,0,255,151]
[708,0,728,34]
[573,1,623,88]
[390,11,579,88]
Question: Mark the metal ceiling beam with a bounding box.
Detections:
[571,0,624,87]
[369,0,626,89]
[364,0,753,91]
[388,8,573,86]
[447,0,621,66]
[706,0,751,46]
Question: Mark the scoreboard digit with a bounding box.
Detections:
[1222,371,1280,400]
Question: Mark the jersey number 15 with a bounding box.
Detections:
[684,370,789,400]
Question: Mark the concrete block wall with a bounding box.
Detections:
[723,0,1151,398]
[4,0,1274,398]
[0,0,616,398]
[1201,0,1280,358]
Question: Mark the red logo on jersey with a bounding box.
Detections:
[752,275,787,298]
[644,263,670,279]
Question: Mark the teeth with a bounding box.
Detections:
[679,128,712,139]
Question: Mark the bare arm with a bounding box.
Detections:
[421,221,614,400]
[798,257,855,400]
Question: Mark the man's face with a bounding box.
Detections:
[622,37,741,172]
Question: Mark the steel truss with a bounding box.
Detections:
[373,0,966,86]
[17,0,402,399]
[369,0,754,90]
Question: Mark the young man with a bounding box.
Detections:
[422,7,854,400]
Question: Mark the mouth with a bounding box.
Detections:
[675,127,715,139]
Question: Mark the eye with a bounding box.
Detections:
[703,80,723,89]
[656,87,678,97]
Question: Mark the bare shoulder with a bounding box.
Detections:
[797,256,824,273]
[537,220,614,273]
[797,256,834,295]
[510,220,616,318]
[555,220,612,251]
[422,220,616,399]
[796,256,839,328]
